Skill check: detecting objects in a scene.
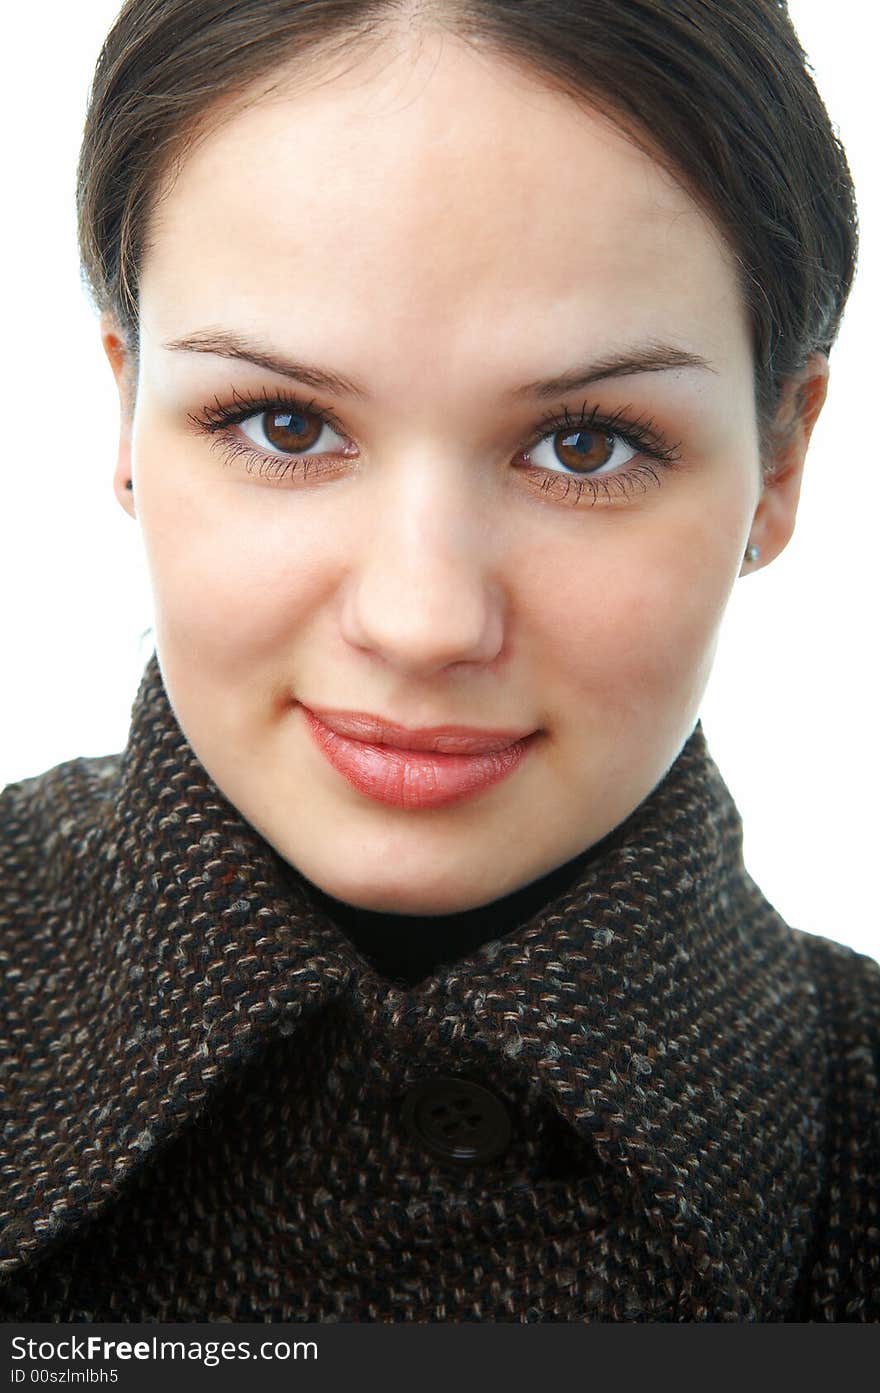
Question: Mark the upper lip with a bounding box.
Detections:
[303,706,536,754]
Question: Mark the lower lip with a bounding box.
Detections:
[302,710,536,810]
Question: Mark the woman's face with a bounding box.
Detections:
[109,30,811,913]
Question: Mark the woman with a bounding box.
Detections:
[0,0,876,1323]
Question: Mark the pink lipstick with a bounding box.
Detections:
[301,707,538,810]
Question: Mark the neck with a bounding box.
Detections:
[306,842,603,985]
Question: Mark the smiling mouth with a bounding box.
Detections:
[301,704,538,755]
[301,705,540,810]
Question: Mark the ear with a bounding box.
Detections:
[101,311,137,519]
[743,351,830,573]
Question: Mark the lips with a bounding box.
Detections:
[300,705,539,810]
[302,707,535,755]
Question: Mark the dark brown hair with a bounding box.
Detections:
[77,0,858,468]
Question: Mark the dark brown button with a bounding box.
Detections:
[400,1074,512,1166]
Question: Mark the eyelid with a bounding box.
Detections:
[191,386,348,436]
[527,400,682,464]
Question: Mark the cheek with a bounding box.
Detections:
[133,427,338,661]
[535,507,740,722]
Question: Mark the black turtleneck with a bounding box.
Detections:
[307,841,599,986]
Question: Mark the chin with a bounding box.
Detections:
[308,871,490,918]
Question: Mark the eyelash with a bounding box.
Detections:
[188,385,683,506]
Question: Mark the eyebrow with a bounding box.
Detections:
[162,329,716,401]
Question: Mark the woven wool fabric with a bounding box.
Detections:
[0,652,878,1322]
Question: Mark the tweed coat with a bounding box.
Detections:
[0,652,878,1323]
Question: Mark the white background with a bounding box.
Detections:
[1,2,876,957]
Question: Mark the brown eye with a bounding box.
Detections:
[262,409,323,452]
[238,405,348,457]
[553,429,615,474]
[527,425,638,479]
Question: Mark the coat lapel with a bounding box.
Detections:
[0,657,359,1278]
[1,654,826,1320]
[340,721,827,1319]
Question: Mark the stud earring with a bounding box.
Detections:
[125,480,133,491]
[744,543,760,563]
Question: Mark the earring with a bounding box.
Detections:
[125,479,133,491]
[744,543,760,563]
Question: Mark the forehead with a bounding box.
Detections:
[139,30,747,381]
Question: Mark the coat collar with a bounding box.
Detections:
[0,653,827,1318]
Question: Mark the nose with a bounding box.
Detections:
[339,461,505,676]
